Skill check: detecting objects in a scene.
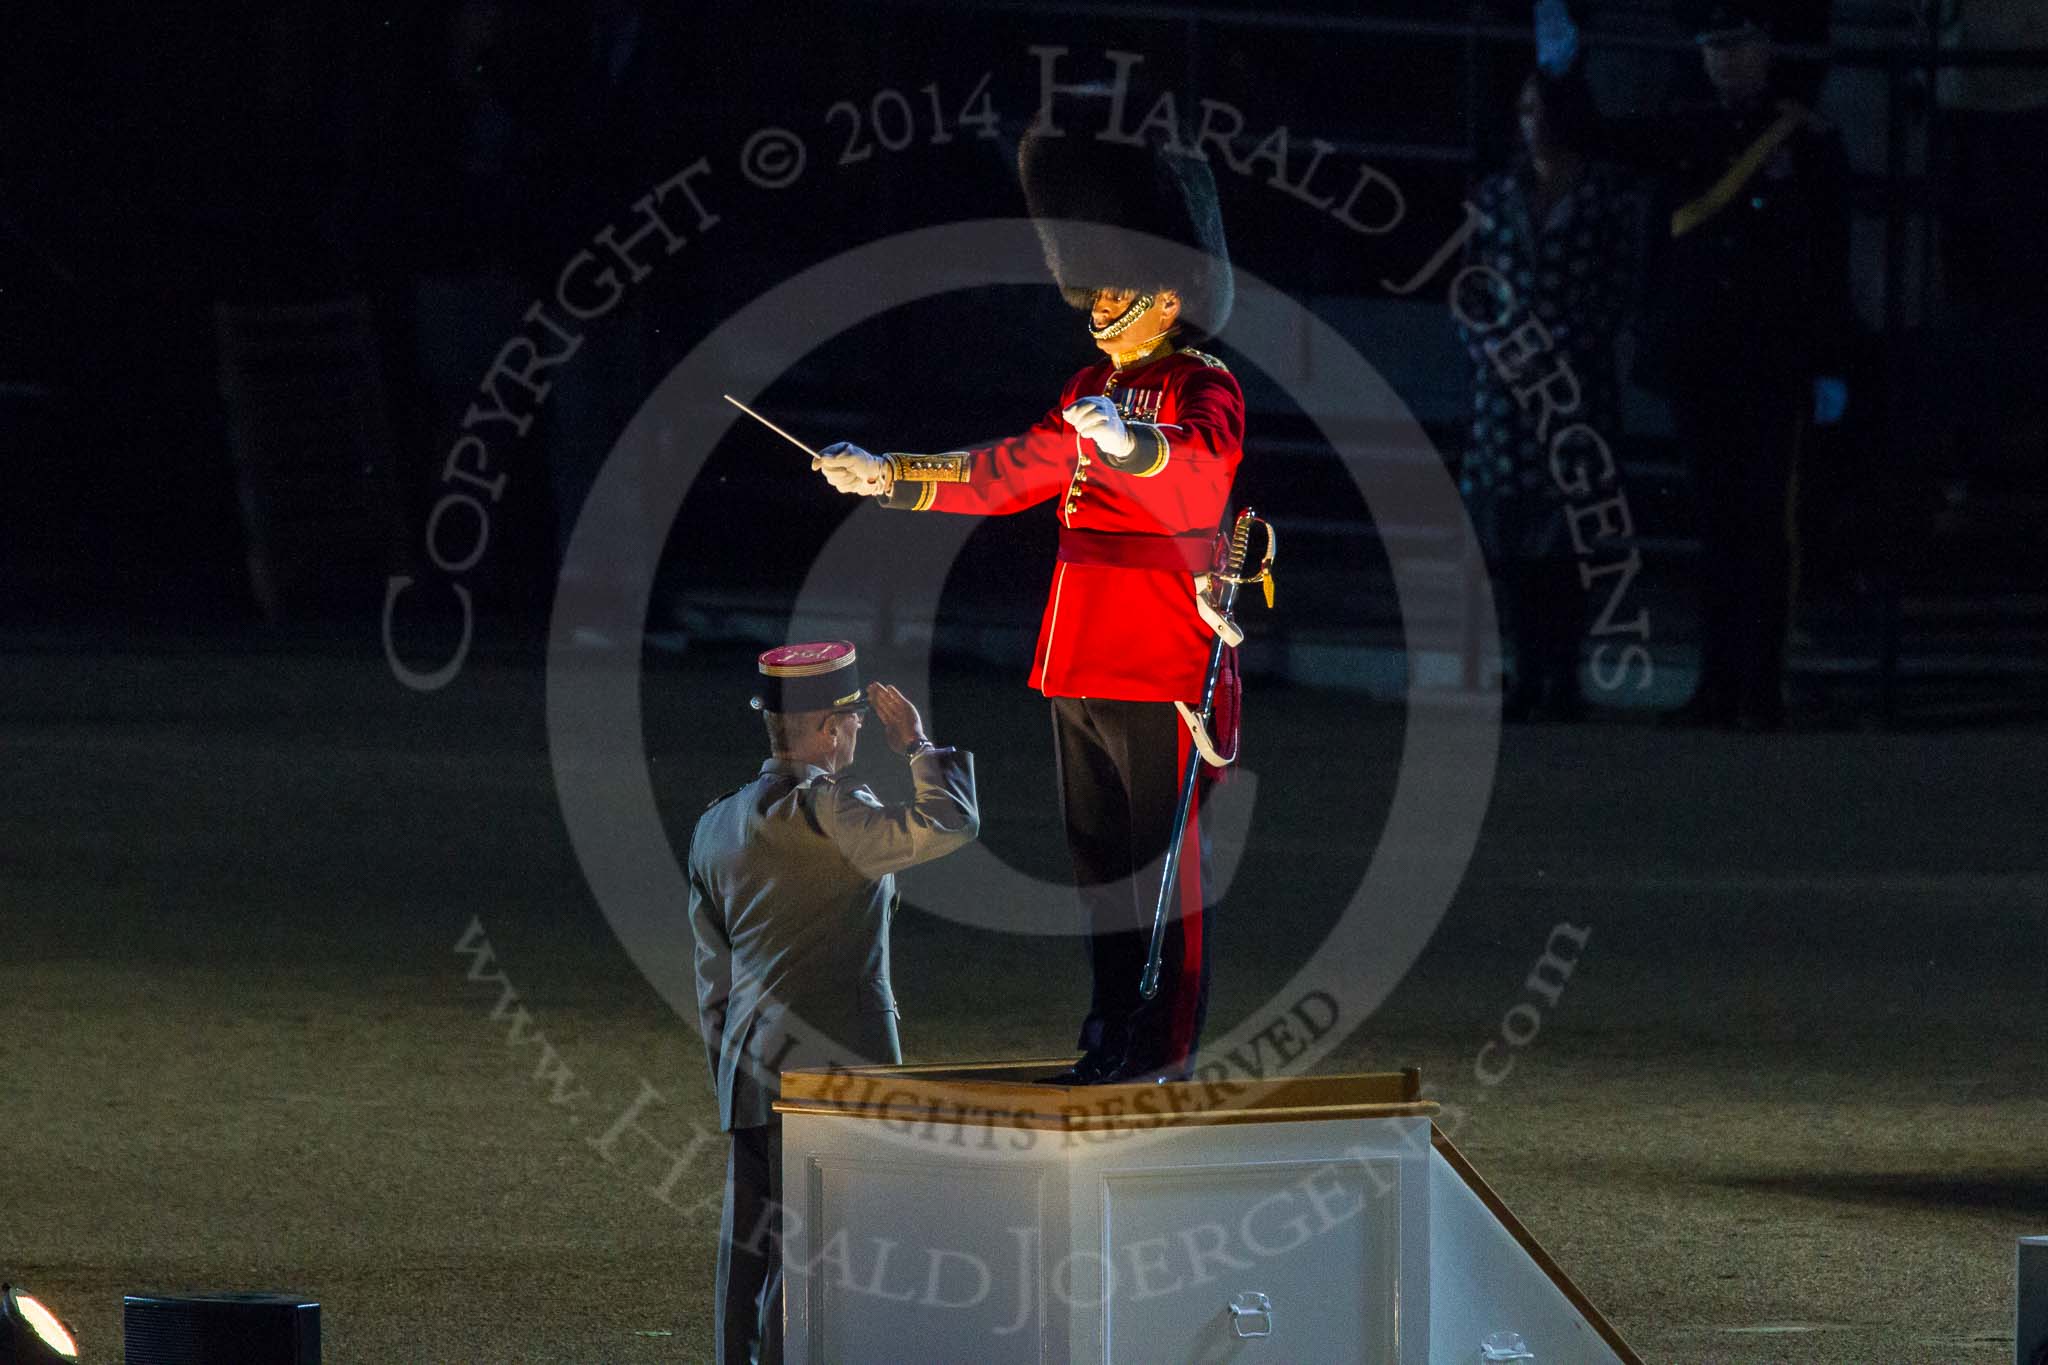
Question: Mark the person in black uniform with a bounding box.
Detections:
[1539,0,1853,729]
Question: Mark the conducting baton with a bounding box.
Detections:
[723,393,826,465]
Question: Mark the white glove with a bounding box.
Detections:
[813,441,893,495]
[1062,395,1135,460]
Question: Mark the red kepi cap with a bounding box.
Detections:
[749,640,867,713]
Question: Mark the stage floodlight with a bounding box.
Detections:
[1,1284,80,1363]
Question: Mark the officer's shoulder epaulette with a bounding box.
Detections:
[805,771,884,810]
[701,782,748,812]
[1179,348,1230,373]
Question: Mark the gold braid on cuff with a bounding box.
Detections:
[1108,424,1171,478]
[885,451,973,484]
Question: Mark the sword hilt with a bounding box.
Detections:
[1210,508,1276,602]
[1227,508,1254,578]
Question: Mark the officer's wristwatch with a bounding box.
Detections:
[903,738,939,762]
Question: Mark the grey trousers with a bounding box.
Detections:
[718,1122,784,1365]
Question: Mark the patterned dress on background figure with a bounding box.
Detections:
[1455,160,1635,711]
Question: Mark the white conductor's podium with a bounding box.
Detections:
[774,1062,1639,1364]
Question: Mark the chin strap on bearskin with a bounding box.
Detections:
[1090,291,1158,342]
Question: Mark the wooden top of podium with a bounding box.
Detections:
[774,1061,1436,1133]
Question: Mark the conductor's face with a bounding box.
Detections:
[1089,287,1183,357]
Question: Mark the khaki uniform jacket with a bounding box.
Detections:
[687,748,979,1130]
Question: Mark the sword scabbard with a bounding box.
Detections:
[1140,507,1271,1000]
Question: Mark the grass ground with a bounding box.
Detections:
[3,641,2042,1362]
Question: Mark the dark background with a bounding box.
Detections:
[9,0,2034,708]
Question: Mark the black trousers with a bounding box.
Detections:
[1673,381,1805,722]
[1049,697,1211,1074]
[717,1122,783,1365]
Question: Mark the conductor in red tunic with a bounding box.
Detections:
[815,130,1241,1084]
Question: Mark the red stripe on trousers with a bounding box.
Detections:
[1168,720,1204,1063]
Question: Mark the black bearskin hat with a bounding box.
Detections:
[1018,128,1233,334]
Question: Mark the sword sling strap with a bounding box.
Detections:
[1670,106,1806,240]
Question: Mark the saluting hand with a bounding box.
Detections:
[1062,395,1135,460]
[814,442,894,495]
[866,681,930,754]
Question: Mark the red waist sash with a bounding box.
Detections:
[1055,527,1213,572]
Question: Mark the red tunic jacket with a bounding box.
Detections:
[882,347,1245,701]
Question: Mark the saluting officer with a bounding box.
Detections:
[814,129,1242,1085]
[687,641,978,1365]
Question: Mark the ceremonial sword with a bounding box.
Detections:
[1139,506,1276,1001]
